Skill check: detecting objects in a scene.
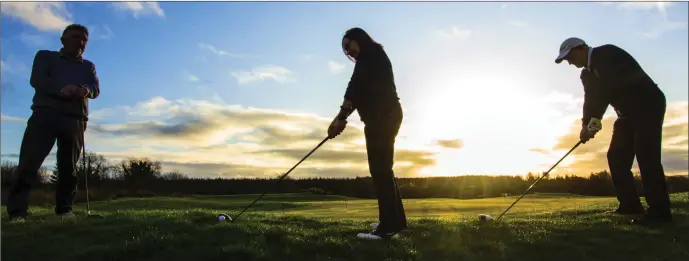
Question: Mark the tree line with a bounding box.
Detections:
[1,151,688,205]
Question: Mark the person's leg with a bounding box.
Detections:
[6,114,57,218]
[634,104,672,222]
[54,117,84,215]
[364,106,406,233]
[607,118,644,214]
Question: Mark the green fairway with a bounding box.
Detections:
[2,193,688,261]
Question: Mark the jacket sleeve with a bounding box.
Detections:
[29,50,62,98]
[580,69,609,127]
[80,61,100,99]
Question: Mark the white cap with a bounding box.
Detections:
[555,37,586,64]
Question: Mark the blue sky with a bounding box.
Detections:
[1,2,687,178]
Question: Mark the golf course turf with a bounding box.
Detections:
[2,192,688,261]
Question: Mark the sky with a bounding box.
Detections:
[1,2,687,179]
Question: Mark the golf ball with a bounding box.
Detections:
[219,215,226,221]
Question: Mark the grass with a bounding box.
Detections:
[2,192,688,261]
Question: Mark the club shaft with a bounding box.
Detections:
[80,102,91,214]
[231,137,329,221]
[496,141,581,220]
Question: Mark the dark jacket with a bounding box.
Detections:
[29,49,100,121]
[343,43,401,124]
[580,44,664,126]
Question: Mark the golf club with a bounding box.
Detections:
[80,102,105,219]
[228,137,330,222]
[492,140,583,221]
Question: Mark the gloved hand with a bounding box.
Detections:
[327,118,347,139]
[580,117,602,143]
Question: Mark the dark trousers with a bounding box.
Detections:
[363,104,407,232]
[607,98,671,218]
[6,112,85,217]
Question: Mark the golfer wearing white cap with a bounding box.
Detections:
[555,37,672,225]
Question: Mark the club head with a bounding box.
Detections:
[217,213,232,222]
[87,213,105,219]
[478,214,494,222]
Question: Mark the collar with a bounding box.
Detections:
[59,48,84,63]
[585,46,592,71]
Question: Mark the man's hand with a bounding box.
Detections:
[579,127,594,143]
[328,118,347,139]
[72,86,90,98]
[59,84,80,98]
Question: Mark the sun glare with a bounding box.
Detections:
[404,70,577,176]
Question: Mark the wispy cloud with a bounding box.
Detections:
[0,2,72,32]
[1,114,27,123]
[112,2,165,18]
[0,58,30,77]
[435,26,472,40]
[611,2,687,39]
[198,43,243,58]
[436,139,464,149]
[328,60,346,74]
[95,25,116,40]
[231,65,296,85]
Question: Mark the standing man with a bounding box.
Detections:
[555,37,671,225]
[6,24,100,221]
[329,27,407,239]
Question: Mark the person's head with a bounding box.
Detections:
[554,37,589,68]
[342,27,380,62]
[60,24,89,57]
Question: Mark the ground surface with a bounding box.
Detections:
[2,193,688,261]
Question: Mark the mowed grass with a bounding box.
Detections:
[2,192,688,261]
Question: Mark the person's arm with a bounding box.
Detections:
[580,69,609,128]
[29,50,63,98]
[336,99,354,120]
[339,56,370,120]
[79,61,100,99]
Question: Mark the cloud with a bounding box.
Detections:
[435,26,472,40]
[435,139,464,149]
[83,97,438,178]
[231,65,296,85]
[328,60,346,74]
[198,43,243,58]
[0,114,27,123]
[611,2,687,38]
[0,58,30,77]
[111,2,165,18]
[638,20,687,39]
[510,20,529,27]
[0,2,72,32]
[92,25,116,40]
[616,2,675,13]
[535,102,689,176]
